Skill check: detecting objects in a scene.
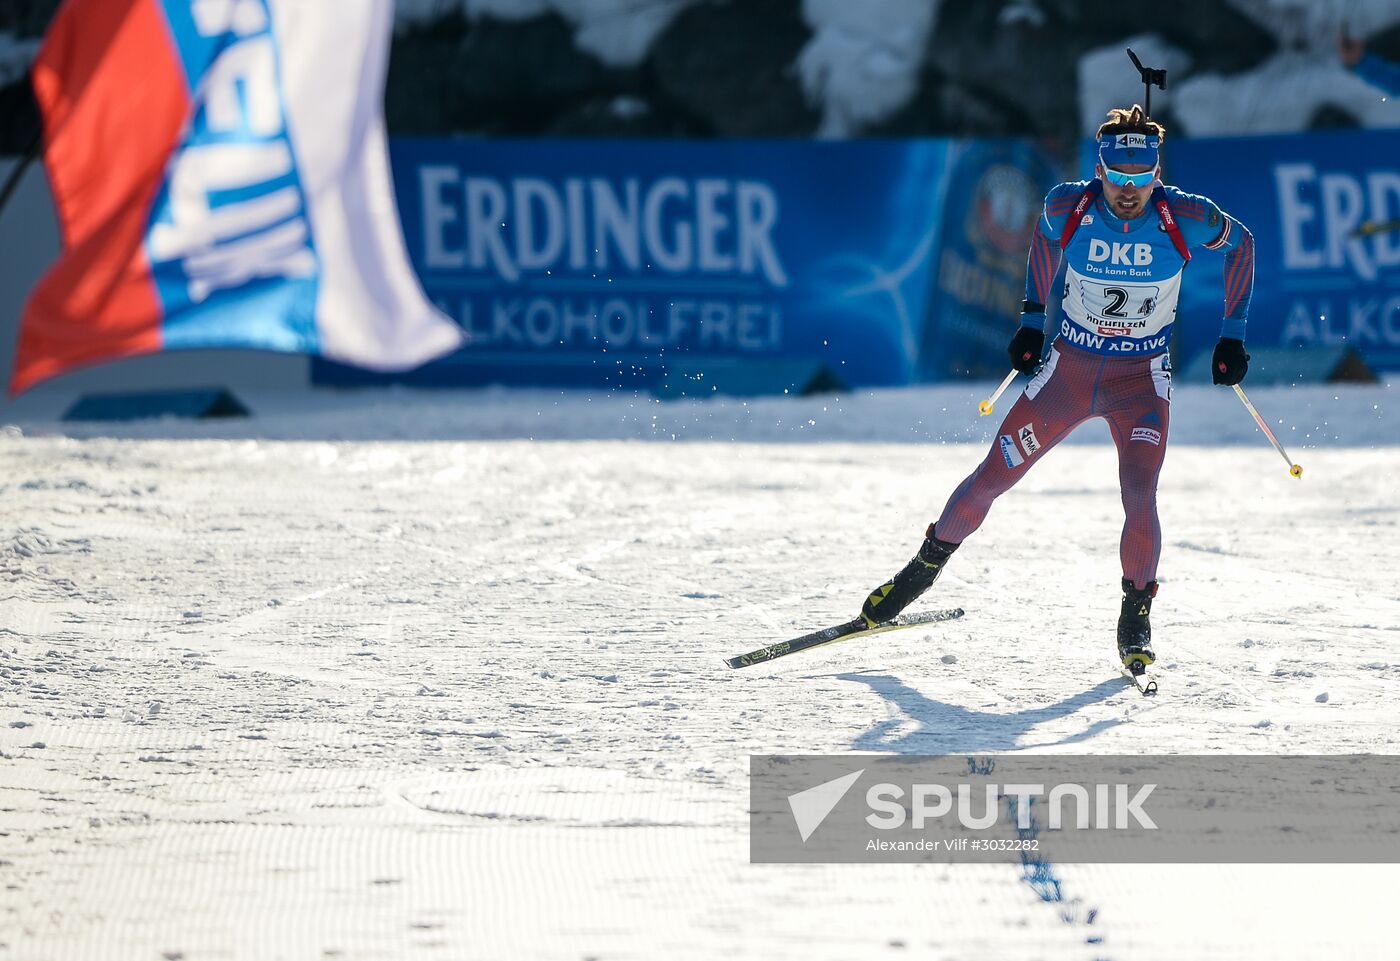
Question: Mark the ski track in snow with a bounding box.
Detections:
[1,382,1399,960]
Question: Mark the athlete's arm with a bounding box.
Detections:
[1216,217,1255,341]
[1019,184,1083,332]
[1020,220,1061,333]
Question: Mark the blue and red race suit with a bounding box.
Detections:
[932,179,1255,590]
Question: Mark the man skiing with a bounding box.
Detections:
[860,104,1255,678]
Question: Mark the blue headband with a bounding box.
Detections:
[1098,133,1160,170]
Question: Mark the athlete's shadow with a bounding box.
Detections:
[836,673,1128,754]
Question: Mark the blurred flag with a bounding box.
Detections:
[10,0,463,394]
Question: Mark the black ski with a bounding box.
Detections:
[724,608,965,669]
[1121,663,1158,696]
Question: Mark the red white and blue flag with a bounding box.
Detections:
[11,0,463,394]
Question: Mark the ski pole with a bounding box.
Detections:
[978,369,1019,416]
[1232,384,1303,479]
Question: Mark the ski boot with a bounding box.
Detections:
[861,524,959,627]
[1117,578,1158,675]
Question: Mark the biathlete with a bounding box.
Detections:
[860,104,1256,677]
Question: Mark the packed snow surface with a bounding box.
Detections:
[2,377,1399,960]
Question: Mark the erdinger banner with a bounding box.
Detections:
[11,0,462,395]
[1171,128,1400,372]
[318,138,980,389]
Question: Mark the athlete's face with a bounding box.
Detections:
[1098,164,1158,219]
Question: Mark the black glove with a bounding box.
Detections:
[1008,326,1045,375]
[1211,337,1249,385]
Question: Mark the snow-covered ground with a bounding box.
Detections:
[3,377,1399,960]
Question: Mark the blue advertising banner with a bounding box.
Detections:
[1169,128,1400,372]
[315,138,956,389]
[312,137,1060,390]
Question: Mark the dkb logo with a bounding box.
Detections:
[1087,239,1153,266]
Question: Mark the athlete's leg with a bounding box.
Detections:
[933,347,1094,543]
[860,345,1098,624]
[1105,357,1172,590]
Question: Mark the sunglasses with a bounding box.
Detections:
[1101,163,1159,189]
